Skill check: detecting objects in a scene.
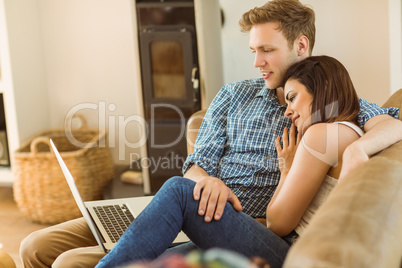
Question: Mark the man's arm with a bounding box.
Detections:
[182,84,242,222]
[183,164,242,222]
[340,114,402,179]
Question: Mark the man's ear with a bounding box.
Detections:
[296,35,309,57]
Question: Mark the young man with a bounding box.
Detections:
[20,1,401,267]
[183,0,400,224]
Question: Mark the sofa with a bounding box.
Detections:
[186,88,402,268]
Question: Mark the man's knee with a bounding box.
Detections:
[52,247,105,268]
[163,176,195,190]
[20,229,53,267]
[52,249,83,268]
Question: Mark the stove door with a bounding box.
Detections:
[139,25,200,121]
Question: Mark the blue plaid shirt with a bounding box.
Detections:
[182,78,399,218]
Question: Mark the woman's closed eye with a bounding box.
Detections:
[288,95,295,102]
[286,94,296,103]
[285,91,296,103]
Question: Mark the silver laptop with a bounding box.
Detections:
[50,139,189,252]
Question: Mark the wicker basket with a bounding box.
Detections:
[13,115,115,224]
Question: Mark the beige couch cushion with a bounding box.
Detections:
[283,157,402,268]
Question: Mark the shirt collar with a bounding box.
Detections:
[256,86,282,105]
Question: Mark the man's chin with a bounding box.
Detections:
[265,80,280,90]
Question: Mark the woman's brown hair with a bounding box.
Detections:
[282,55,360,125]
[239,0,316,55]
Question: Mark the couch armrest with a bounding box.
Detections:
[186,110,206,155]
[383,88,402,120]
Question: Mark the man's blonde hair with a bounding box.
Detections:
[239,0,315,55]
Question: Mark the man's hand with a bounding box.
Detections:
[184,164,242,222]
[193,176,242,222]
[339,142,369,180]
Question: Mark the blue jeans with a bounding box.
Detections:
[96,177,290,268]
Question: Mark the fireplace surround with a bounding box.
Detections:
[0,93,10,166]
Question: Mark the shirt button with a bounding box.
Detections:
[241,187,247,192]
[256,174,260,177]
[273,130,277,134]
[266,156,270,159]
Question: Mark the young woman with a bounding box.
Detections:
[268,55,363,238]
[95,56,363,268]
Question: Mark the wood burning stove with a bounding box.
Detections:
[136,0,201,192]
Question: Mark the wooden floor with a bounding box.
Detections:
[0,166,145,268]
[0,186,50,268]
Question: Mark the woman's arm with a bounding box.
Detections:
[340,114,402,179]
[268,124,300,216]
[266,123,359,237]
[340,98,401,179]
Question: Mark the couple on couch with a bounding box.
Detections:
[21,1,401,268]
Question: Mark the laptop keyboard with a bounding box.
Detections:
[93,204,135,243]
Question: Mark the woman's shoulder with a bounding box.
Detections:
[301,123,331,147]
[303,122,361,144]
[301,123,361,165]
[301,124,332,159]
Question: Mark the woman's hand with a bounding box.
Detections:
[275,124,301,174]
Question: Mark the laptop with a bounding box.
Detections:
[50,139,190,253]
